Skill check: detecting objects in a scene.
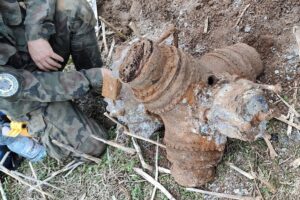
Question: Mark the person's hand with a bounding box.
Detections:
[28,39,64,71]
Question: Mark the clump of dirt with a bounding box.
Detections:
[76,91,114,130]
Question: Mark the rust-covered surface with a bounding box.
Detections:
[105,29,277,187]
[102,68,122,100]
[105,43,164,138]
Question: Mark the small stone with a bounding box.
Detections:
[274,70,279,74]
[195,44,206,53]
[233,188,241,195]
[244,25,251,33]
[286,55,295,60]
[233,0,242,7]
[239,189,249,195]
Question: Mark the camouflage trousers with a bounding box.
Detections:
[28,101,107,161]
[3,0,107,161]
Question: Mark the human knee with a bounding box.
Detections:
[56,0,97,35]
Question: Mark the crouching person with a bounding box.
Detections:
[0,67,108,161]
[0,0,108,162]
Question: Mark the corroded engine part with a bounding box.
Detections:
[119,41,263,114]
[117,38,267,187]
[105,43,164,138]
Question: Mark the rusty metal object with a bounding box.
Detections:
[102,68,122,100]
[107,28,273,187]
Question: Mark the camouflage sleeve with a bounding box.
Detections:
[1,67,103,102]
[24,0,56,41]
[18,68,103,102]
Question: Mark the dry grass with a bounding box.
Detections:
[2,121,300,200]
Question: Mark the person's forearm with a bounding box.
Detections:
[19,69,103,102]
[0,67,103,102]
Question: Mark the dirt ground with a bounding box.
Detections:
[3,0,300,199]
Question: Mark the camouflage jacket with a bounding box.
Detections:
[0,66,103,121]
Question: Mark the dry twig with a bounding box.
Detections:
[256,83,282,93]
[248,162,264,199]
[129,21,142,38]
[29,162,47,200]
[150,136,160,200]
[287,81,298,136]
[52,140,101,163]
[0,153,8,200]
[276,94,300,118]
[293,25,300,59]
[132,138,152,171]
[104,112,171,173]
[186,188,255,200]
[255,175,276,194]
[64,162,84,178]
[79,193,87,200]
[104,112,166,148]
[0,166,54,198]
[13,171,63,192]
[134,168,176,200]
[157,25,177,44]
[126,131,166,148]
[101,22,109,54]
[263,134,278,159]
[290,158,300,169]
[227,162,276,194]
[204,17,209,33]
[0,181,7,200]
[252,175,264,200]
[158,167,171,174]
[100,31,114,37]
[226,162,255,180]
[107,147,112,174]
[287,111,295,136]
[99,16,127,40]
[275,116,300,130]
[0,152,53,198]
[0,152,10,166]
[91,134,136,155]
[107,38,116,63]
[30,161,77,192]
[235,4,251,27]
